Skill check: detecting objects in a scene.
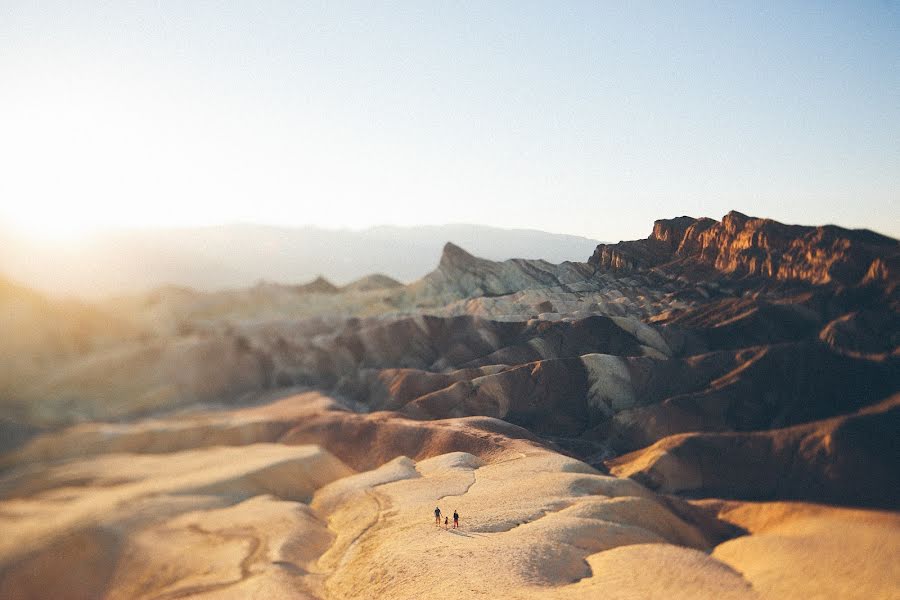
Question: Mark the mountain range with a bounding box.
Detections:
[0,223,600,297]
[1,211,897,600]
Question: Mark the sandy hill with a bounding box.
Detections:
[2,392,898,599]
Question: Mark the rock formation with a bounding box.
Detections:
[590,210,900,287]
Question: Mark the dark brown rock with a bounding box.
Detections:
[608,395,900,509]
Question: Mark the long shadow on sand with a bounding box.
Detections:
[447,530,487,539]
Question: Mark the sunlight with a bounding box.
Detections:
[0,72,150,239]
[0,68,412,239]
[3,211,93,241]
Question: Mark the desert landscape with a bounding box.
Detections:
[3,2,899,597]
[2,211,898,599]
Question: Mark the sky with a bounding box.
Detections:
[1,1,898,242]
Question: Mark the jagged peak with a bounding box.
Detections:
[723,209,751,222]
[439,242,481,270]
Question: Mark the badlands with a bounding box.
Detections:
[1,211,898,599]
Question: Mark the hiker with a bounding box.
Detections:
[434,506,441,526]
[444,516,449,530]
[453,510,459,529]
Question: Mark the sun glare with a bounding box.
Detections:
[0,75,143,241]
[3,207,97,241]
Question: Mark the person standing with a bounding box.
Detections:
[434,506,442,526]
[453,510,459,529]
[444,516,449,530]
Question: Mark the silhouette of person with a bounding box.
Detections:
[434,506,441,526]
[453,510,459,529]
[444,516,449,530]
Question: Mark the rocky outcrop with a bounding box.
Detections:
[585,237,673,271]
[587,214,711,272]
[590,211,900,287]
[405,242,595,304]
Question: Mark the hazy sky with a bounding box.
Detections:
[1,1,898,241]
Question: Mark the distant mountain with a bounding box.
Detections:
[0,224,600,298]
